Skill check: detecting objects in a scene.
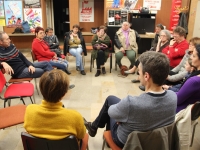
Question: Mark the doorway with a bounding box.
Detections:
[53,0,70,39]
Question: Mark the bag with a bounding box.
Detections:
[21,21,30,33]
[12,27,23,34]
[93,44,108,50]
[140,7,149,14]
[120,65,128,76]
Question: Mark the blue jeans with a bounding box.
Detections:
[17,61,53,78]
[69,47,84,71]
[49,58,68,71]
[92,95,124,148]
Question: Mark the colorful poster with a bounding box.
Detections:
[0,1,5,18]
[4,1,23,25]
[0,18,5,26]
[79,0,94,22]
[24,8,42,32]
[24,0,41,8]
[143,0,161,10]
[169,0,182,31]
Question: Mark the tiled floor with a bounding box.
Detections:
[0,51,200,150]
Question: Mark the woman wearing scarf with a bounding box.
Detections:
[114,22,138,69]
[91,26,111,77]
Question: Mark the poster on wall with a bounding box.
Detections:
[0,19,5,26]
[143,0,161,10]
[24,8,42,32]
[4,1,23,25]
[24,0,41,8]
[0,1,5,18]
[79,0,94,22]
[169,0,182,31]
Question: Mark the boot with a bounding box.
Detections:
[102,67,106,74]
[65,69,71,75]
[95,70,101,77]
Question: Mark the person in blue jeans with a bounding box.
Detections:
[64,24,87,75]
[0,31,53,78]
[84,51,177,148]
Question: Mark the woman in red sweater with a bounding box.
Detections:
[162,26,189,69]
[32,27,71,74]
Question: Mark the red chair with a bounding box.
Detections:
[0,71,34,107]
[0,105,26,129]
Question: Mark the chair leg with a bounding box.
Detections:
[190,122,198,147]
[90,55,93,72]
[30,97,34,104]
[102,138,106,150]
[4,100,6,108]
[8,99,11,107]
[34,78,39,95]
[21,98,26,105]
[87,145,89,150]
[110,53,112,73]
[82,54,85,67]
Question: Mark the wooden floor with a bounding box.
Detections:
[0,51,200,150]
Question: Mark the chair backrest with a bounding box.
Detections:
[191,101,200,121]
[21,132,79,150]
[31,50,37,62]
[0,71,6,93]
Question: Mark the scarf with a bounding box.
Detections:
[122,29,130,49]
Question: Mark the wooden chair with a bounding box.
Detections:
[190,101,200,147]
[102,131,121,150]
[90,40,113,73]
[21,132,89,150]
[0,105,26,129]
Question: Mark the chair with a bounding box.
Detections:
[190,101,200,147]
[0,105,26,129]
[21,132,89,150]
[90,40,113,73]
[102,123,180,150]
[66,52,85,68]
[0,71,34,107]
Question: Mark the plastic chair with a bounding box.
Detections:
[90,40,113,73]
[0,105,26,129]
[21,132,89,150]
[0,71,34,107]
[190,101,200,147]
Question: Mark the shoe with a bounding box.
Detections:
[131,79,140,83]
[95,70,101,77]
[80,70,86,75]
[76,66,80,71]
[83,118,97,137]
[65,69,71,75]
[69,84,75,90]
[139,85,145,91]
[124,70,135,74]
[129,65,133,69]
[102,67,106,74]
[118,64,122,69]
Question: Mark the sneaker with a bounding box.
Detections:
[76,66,80,71]
[80,70,86,75]
[83,118,97,137]
[124,70,135,74]
[139,85,145,91]
[68,84,75,90]
[131,79,140,83]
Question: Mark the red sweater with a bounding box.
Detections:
[32,38,55,61]
[162,39,189,68]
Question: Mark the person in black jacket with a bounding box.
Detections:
[63,25,87,75]
[43,27,62,57]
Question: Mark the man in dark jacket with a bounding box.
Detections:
[0,31,53,78]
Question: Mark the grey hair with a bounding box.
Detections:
[122,21,130,27]
[0,31,6,41]
[160,30,171,41]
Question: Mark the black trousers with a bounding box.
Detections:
[96,50,105,69]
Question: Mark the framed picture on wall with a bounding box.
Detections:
[24,0,41,8]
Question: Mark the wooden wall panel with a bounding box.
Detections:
[79,0,104,32]
[41,0,47,29]
[69,0,80,29]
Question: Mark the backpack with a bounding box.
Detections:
[21,21,31,33]
[12,27,23,34]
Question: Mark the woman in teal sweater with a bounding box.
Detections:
[24,70,86,144]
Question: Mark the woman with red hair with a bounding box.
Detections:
[32,27,71,74]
